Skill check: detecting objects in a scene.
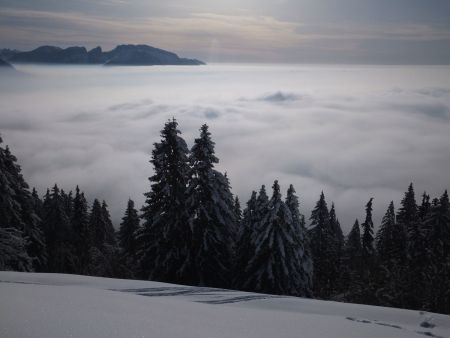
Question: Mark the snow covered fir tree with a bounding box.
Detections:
[1,121,449,314]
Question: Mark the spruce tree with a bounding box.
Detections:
[72,186,91,274]
[342,220,363,301]
[90,199,106,250]
[101,200,116,246]
[361,198,375,266]
[118,199,140,277]
[375,201,408,307]
[139,119,192,283]
[244,181,312,296]
[360,198,376,304]
[187,124,234,287]
[234,191,257,288]
[255,185,269,228]
[42,184,76,273]
[329,202,344,294]
[234,196,242,226]
[423,192,450,314]
[285,185,304,231]
[308,191,335,298]
[88,198,118,277]
[284,184,313,295]
[419,192,431,221]
[397,183,428,309]
[0,138,45,271]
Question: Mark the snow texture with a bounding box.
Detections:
[0,271,449,338]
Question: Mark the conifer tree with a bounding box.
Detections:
[397,183,428,309]
[42,184,76,273]
[419,192,431,221]
[255,185,269,228]
[61,189,73,220]
[90,199,107,250]
[102,200,116,245]
[234,191,257,288]
[375,201,408,307]
[329,202,344,293]
[423,192,450,314]
[0,138,45,271]
[88,198,119,277]
[234,196,242,225]
[244,181,312,296]
[118,199,140,276]
[376,201,396,263]
[361,198,375,266]
[308,191,335,298]
[285,185,304,230]
[187,124,234,287]
[342,219,363,301]
[31,188,43,218]
[360,198,377,304]
[284,184,313,294]
[72,186,91,274]
[139,119,192,283]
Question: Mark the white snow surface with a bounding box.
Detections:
[0,271,449,338]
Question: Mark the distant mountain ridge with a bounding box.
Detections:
[0,44,205,66]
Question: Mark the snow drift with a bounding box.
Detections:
[0,271,448,338]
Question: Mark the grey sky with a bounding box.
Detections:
[1,0,450,63]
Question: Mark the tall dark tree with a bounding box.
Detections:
[139,119,192,283]
[244,181,312,296]
[360,198,376,304]
[31,188,43,218]
[234,196,242,225]
[342,219,363,301]
[61,189,73,220]
[284,184,313,295]
[308,191,336,298]
[423,192,450,314]
[419,192,431,221]
[90,199,107,250]
[118,199,140,277]
[329,202,344,293]
[285,185,304,230]
[253,185,269,236]
[361,198,375,266]
[0,138,46,271]
[72,186,91,274]
[187,124,234,287]
[396,183,429,309]
[234,191,257,288]
[376,201,396,264]
[375,201,408,307]
[88,198,119,277]
[102,200,116,246]
[42,184,76,273]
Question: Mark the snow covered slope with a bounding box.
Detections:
[0,271,448,338]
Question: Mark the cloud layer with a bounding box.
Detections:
[1,64,450,232]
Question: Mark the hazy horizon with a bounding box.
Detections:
[1,0,450,64]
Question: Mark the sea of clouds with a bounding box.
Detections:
[1,64,450,232]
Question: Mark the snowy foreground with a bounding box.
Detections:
[0,272,449,338]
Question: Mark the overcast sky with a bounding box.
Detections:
[1,0,450,63]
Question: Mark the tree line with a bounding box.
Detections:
[0,120,449,314]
